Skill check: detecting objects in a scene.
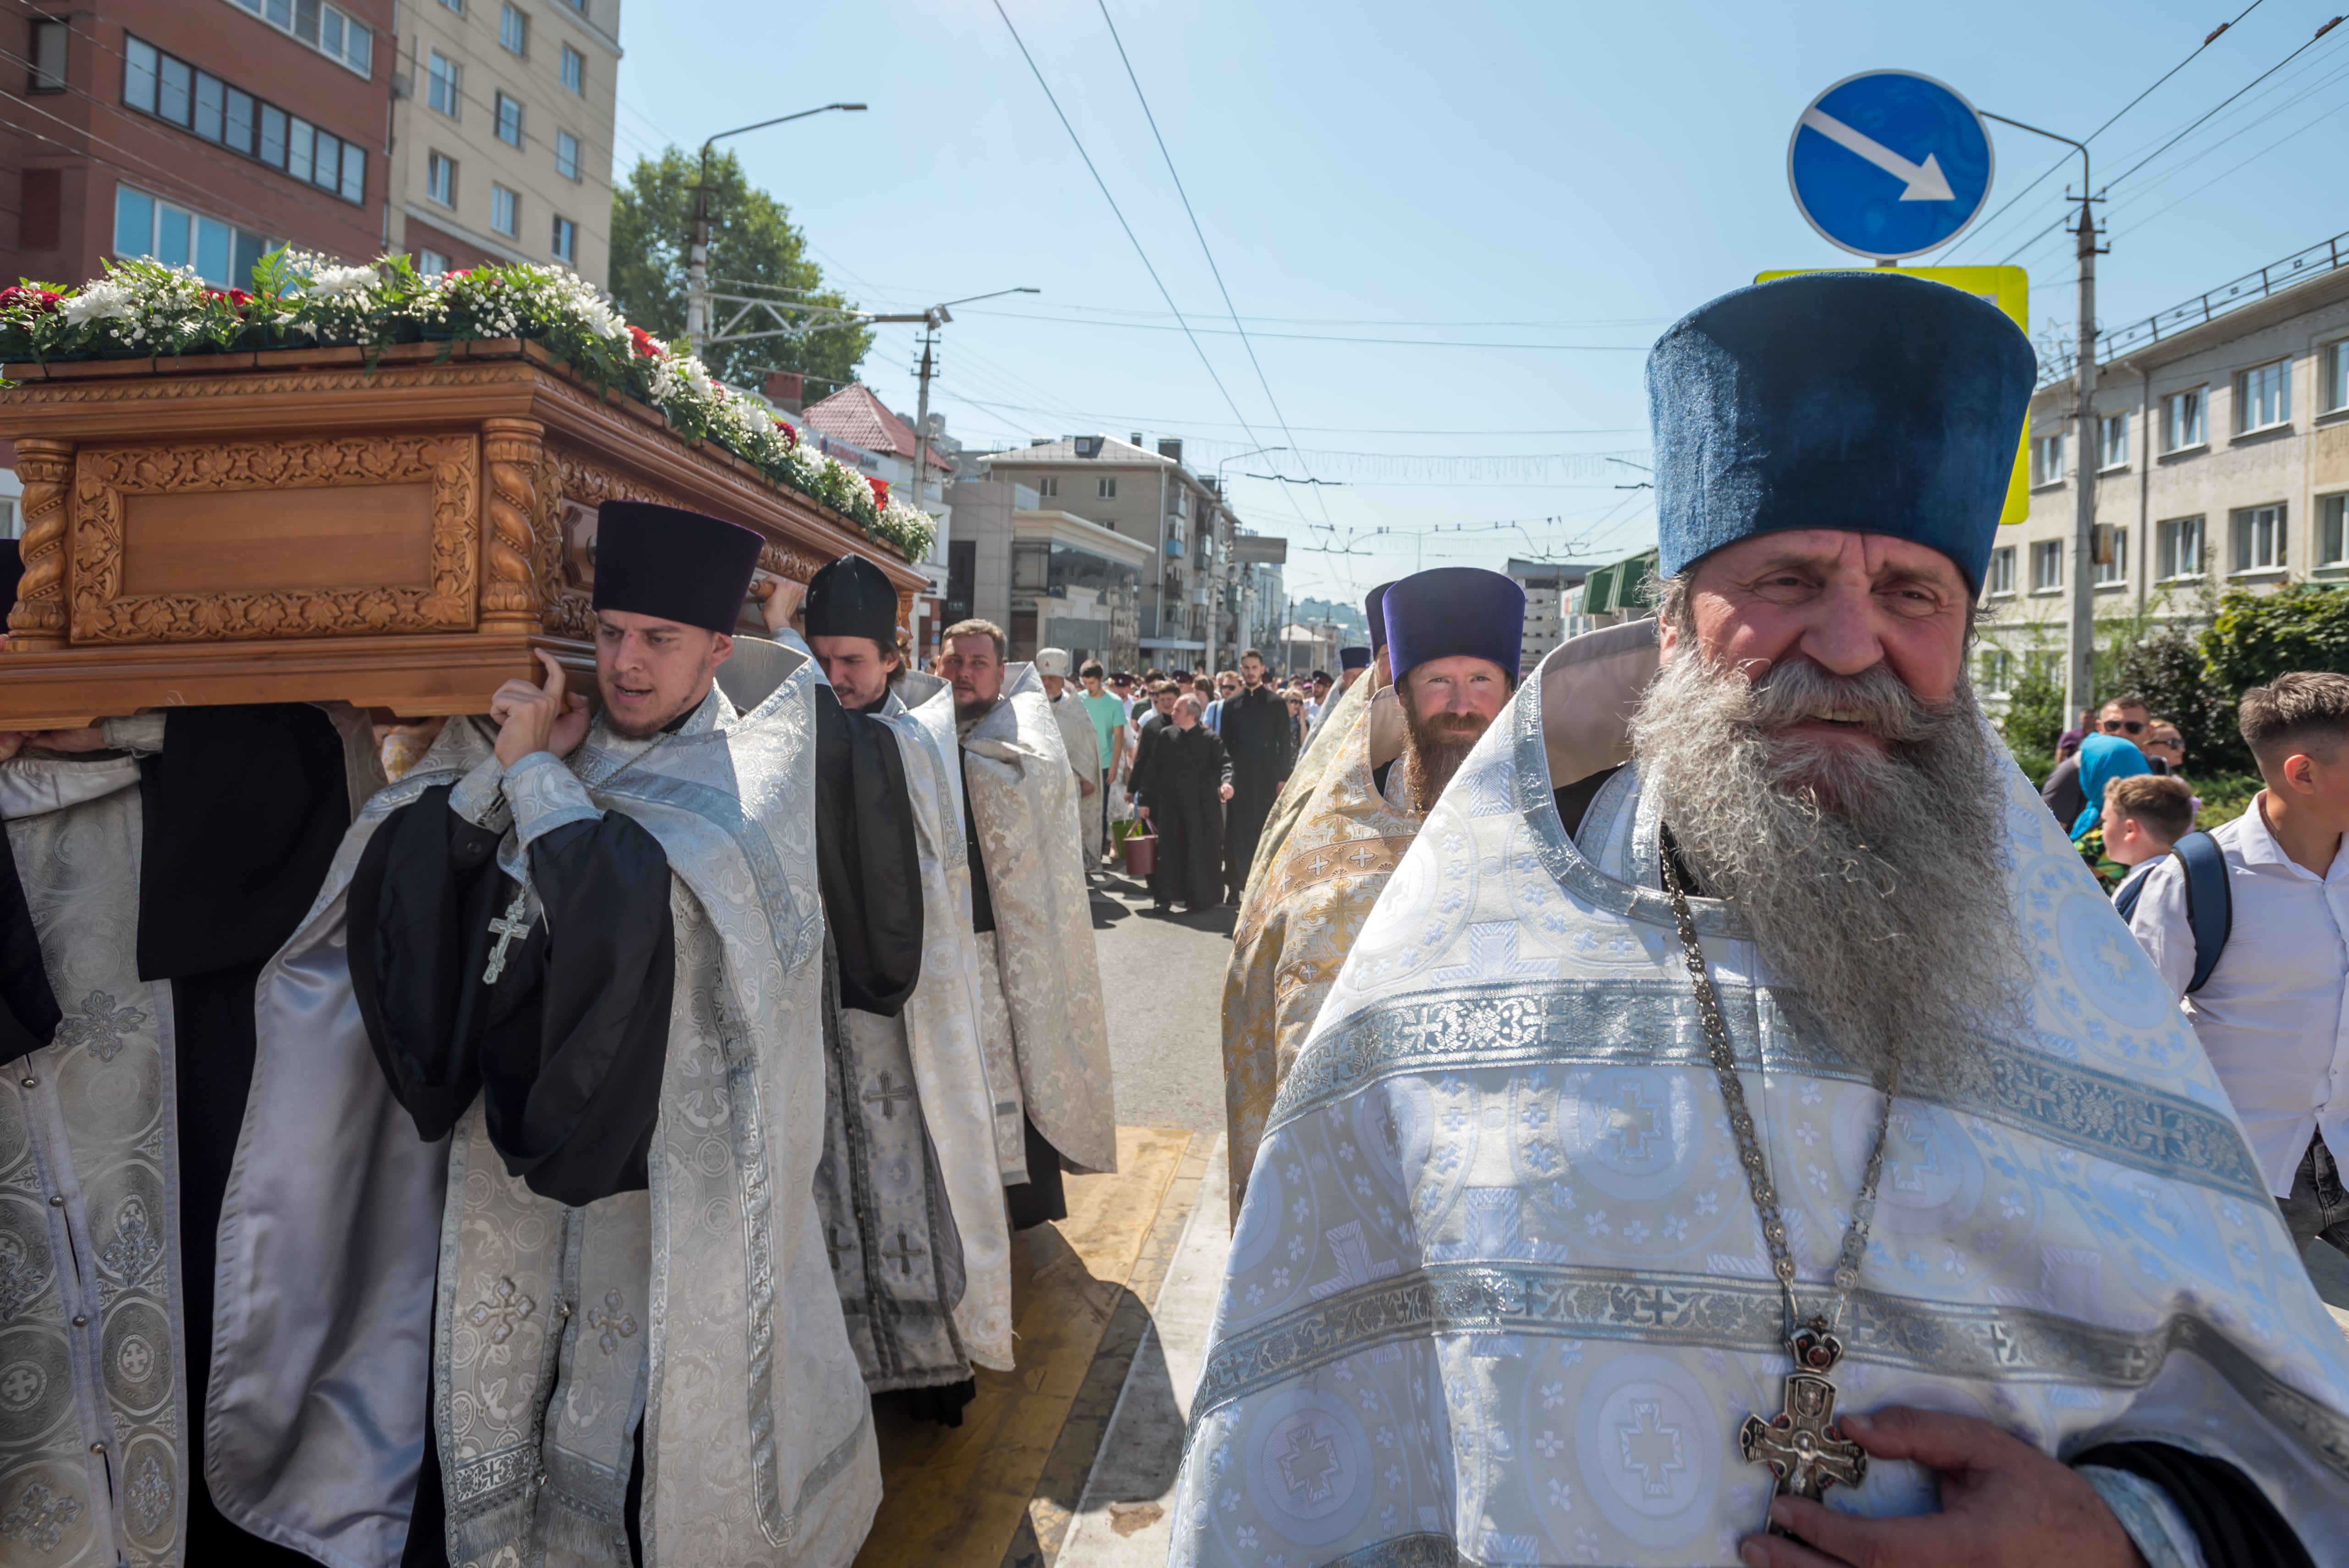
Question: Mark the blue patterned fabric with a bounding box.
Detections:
[1647,271,2036,594]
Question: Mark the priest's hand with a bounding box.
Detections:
[0,732,22,762]
[492,650,591,768]
[29,727,106,753]
[756,576,806,636]
[1737,1407,2148,1568]
[1219,783,1235,801]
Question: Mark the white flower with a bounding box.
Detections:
[575,295,625,339]
[307,263,381,297]
[63,279,136,324]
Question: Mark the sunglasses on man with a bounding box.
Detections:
[2100,718,2146,735]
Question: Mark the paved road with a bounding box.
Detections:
[1088,867,1234,1138]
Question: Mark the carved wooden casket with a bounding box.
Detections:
[0,340,922,729]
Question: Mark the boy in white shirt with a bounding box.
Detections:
[2127,672,2349,1255]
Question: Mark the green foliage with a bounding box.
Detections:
[2110,617,2250,774]
[1998,653,2065,784]
[2201,582,2349,696]
[608,148,872,395]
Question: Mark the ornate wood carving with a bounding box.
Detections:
[539,445,693,639]
[6,437,72,650]
[759,541,829,583]
[478,417,545,635]
[69,436,478,643]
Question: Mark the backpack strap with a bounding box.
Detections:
[2111,862,2152,922]
[2174,829,2233,995]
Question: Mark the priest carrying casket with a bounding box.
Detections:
[209,502,881,1566]
[1174,272,2349,1568]
[800,553,1011,1427]
[933,619,1116,1229]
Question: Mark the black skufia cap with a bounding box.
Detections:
[804,552,900,645]
[592,501,764,633]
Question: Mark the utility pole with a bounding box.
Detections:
[684,103,866,359]
[1984,111,2103,728]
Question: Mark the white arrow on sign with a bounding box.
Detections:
[1799,106,1956,201]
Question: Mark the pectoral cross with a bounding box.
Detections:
[483,893,532,985]
[1739,1327,1867,1524]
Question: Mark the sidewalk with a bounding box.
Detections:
[851,1127,1226,1568]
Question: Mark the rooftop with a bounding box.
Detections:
[983,434,1177,468]
[799,383,951,471]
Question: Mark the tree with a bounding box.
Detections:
[608,148,872,394]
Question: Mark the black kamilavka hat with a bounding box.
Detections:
[592,501,764,633]
[803,552,900,645]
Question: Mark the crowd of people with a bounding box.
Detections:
[3,265,2348,1568]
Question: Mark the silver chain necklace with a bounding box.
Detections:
[1657,839,1896,1520]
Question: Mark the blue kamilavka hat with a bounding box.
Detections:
[1646,271,2036,595]
[1382,568,1525,682]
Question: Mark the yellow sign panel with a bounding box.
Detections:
[1755,265,2030,526]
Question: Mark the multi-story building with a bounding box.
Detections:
[979,434,1272,669]
[0,0,395,289]
[1507,557,1607,674]
[934,472,1149,670]
[387,0,619,285]
[1978,236,2349,702]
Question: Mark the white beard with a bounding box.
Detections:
[1627,651,2030,1091]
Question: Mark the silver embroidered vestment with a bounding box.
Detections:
[1171,625,2349,1567]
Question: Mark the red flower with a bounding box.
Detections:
[0,285,62,314]
[628,324,664,358]
[778,419,799,451]
[867,476,890,509]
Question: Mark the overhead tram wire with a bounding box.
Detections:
[1952,0,2265,263]
[985,0,1319,535]
[1092,0,1332,530]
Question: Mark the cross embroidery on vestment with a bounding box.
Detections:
[863,1070,916,1120]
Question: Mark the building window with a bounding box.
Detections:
[427,50,461,118]
[1985,544,2015,597]
[2030,539,2063,592]
[554,129,580,181]
[440,0,462,11]
[550,213,576,264]
[2092,523,2127,585]
[1977,648,2013,694]
[2231,503,2286,573]
[2099,411,2128,471]
[490,184,518,237]
[425,151,456,205]
[495,91,524,148]
[112,181,274,287]
[2237,359,2291,433]
[1097,477,1117,500]
[560,43,583,93]
[2156,515,2204,580]
[2323,495,2348,568]
[223,0,372,76]
[1037,476,1058,499]
[29,18,65,92]
[2326,340,2349,415]
[417,247,450,276]
[2031,431,2065,487]
[499,3,529,55]
[2162,386,2206,452]
[124,36,364,204]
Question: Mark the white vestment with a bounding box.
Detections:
[212,647,881,1568]
[940,666,1118,1181]
[1172,622,2349,1567]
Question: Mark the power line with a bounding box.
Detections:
[984,0,1292,527]
[1954,0,2265,262]
[953,309,1653,351]
[1092,0,1333,533]
[2108,13,2344,188]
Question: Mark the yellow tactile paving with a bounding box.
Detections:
[856,1126,1195,1568]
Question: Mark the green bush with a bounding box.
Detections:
[2111,619,2250,775]
[1998,657,2065,785]
[2202,582,2349,695]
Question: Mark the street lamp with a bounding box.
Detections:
[686,103,866,355]
[862,287,1041,531]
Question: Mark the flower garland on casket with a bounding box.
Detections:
[0,251,936,565]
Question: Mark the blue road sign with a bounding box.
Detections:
[1787,71,1992,261]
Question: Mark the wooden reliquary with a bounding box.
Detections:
[0,340,923,729]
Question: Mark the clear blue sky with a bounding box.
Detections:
[612,0,2349,606]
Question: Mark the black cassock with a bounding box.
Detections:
[1131,723,1230,912]
[0,705,355,1568]
[349,758,677,1568]
[1216,685,1296,900]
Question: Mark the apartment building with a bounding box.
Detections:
[0,0,394,287]
[388,0,619,285]
[1977,237,2349,697]
[980,433,1256,667]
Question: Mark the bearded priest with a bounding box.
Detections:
[209,502,882,1567]
[1220,569,1522,1217]
[800,554,1011,1427]
[1173,272,2349,1568]
[936,620,1117,1228]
